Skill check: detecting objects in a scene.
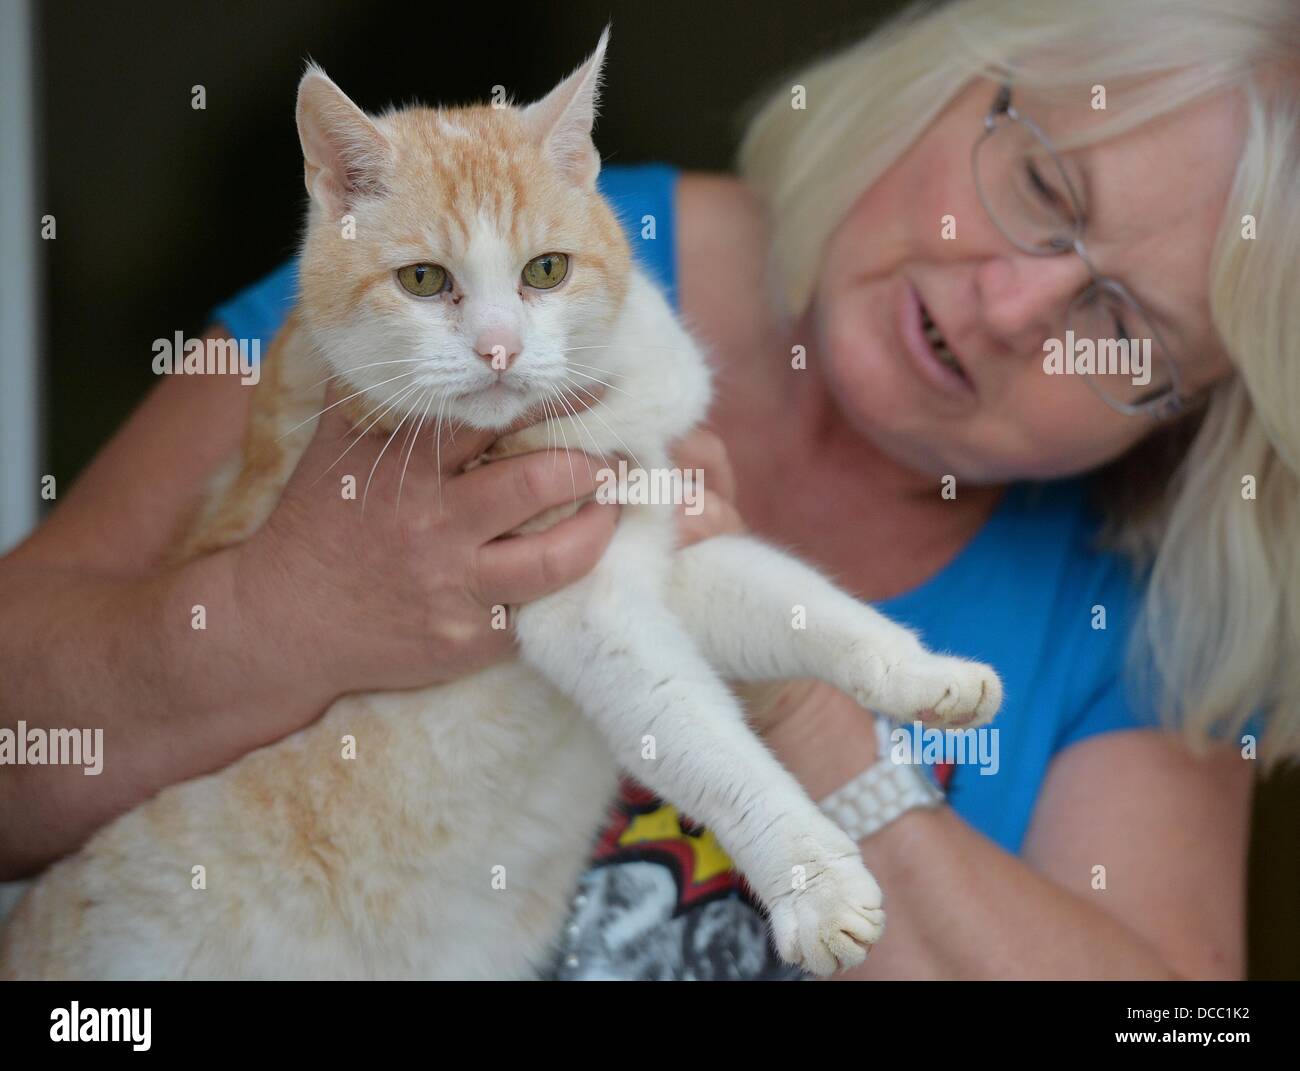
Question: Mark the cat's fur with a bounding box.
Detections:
[0,31,1000,980]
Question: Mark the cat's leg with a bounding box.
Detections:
[667,534,1002,727]
[515,540,885,976]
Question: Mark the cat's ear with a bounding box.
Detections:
[520,26,609,188]
[296,63,394,217]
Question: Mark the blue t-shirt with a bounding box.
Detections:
[213,163,1158,980]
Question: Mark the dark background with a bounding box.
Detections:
[31,0,1300,977]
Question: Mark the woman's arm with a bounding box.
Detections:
[1,343,281,878]
[0,546,337,880]
[1,328,619,879]
[671,429,1253,980]
[761,685,1252,980]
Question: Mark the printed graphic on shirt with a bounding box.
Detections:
[592,781,741,910]
[550,759,955,981]
[549,778,802,981]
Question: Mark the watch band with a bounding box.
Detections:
[818,717,944,842]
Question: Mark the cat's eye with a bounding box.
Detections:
[397,263,449,297]
[522,252,569,290]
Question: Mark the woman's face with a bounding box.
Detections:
[809,78,1244,484]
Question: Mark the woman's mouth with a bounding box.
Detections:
[899,282,975,399]
[921,306,965,376]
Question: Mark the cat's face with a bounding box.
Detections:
[295,30,630,432]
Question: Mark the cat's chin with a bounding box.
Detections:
[448,383,537,432]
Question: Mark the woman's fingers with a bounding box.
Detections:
[475,499,620,606]
[672,428,736,502]
[454,448,611,542]
[669,429,743,546]
[676,490,746,546]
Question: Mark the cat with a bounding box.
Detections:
[0,29,1001,980]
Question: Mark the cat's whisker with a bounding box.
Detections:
[304,359,428,394]
[563,345,688,354]
[535,395,554,465]
[395,387,437,519]
[538,395,556,472]
[279,369,421,443]
[395,389,436,519]
[545,388,580,502]
[561,379,643,472]
[340,379,422,449]
[563,377,601,405]
[546,395,573,481]
[562,358,622,377]
[564,353,686,396]
[554,387,608,477]
[313,381,422,487]
[549,388,600,487]
[433,391,449,501]
[543,396,559,460]
[564,366,629,397]
[362,385,425,515]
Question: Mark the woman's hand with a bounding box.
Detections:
[671,428,746,545]
[233,386,620,706]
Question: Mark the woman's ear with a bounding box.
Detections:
[520,25,609,189]
[295,63,394,217]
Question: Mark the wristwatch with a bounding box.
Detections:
[818,716,945,842]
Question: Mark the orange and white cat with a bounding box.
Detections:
[0,30,1000,979]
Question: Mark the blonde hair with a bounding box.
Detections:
[738,0,1300,766]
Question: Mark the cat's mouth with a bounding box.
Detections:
[458,379,531,402]
[446,376,539,431]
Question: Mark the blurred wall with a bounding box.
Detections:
[33,0,1299,978]
[0,0,39,552]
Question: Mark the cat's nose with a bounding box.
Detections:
[475,329,522,372]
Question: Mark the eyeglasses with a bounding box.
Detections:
[971,83,1189,420]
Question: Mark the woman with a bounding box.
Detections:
[1,0,1295,978]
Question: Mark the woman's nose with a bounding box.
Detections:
[974,253,1092,353]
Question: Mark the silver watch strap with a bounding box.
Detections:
[818,718,944,842]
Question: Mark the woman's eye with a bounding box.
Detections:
[1025,161,1060,205]
[522,252,569,290]
[397,263,448,297]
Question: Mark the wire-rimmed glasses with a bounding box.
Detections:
[972,84,1189,419]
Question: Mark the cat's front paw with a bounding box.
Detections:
[768,853,886,976]
[848,647,1002,727]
